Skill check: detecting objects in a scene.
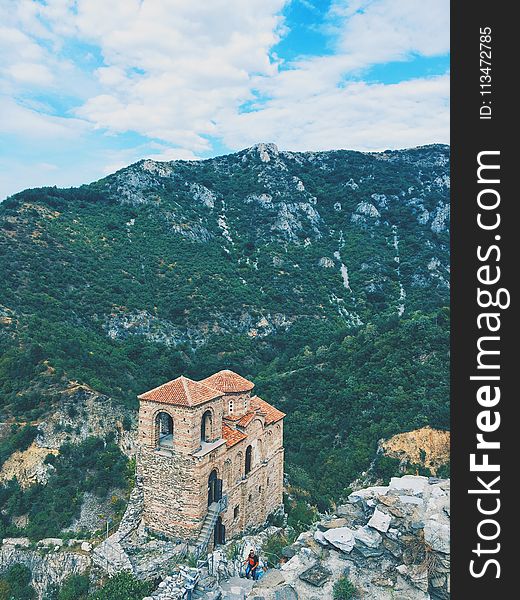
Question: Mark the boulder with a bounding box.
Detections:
[348,486,389,504]
[2,537,31,548]
[81,541,93,552]
[299,563,332,587]
[335,504,364,521]
[368,509,391,533]
[254,568,285,588]
[353,526,382,548]
[389,476,429,496]
[282,545,298,559]
[398,495,424,506]
[274,586,298,600]
[322,527,355,553]
[313,530,329,546]
[424,519,450,553]
[38,538,64,547]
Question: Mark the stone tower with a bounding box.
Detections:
[136,370,285,548]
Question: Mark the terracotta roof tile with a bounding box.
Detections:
[201,370,254,393]
[251,395,285,425]
[138,376,221,407]
[235,412,256,428]
[222,423,247,448]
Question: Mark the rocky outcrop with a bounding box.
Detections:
[0,443,58,488]
[0,541,90,600]
[245,476,449,600]
[35,383,135,457]
[380,427,450,476]
[103,308,298,349]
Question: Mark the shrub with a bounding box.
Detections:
[286,500,317,535]
[261,532,295,567]
[56,574,89,600]
[90,573,153,600]
[333,575,357,599]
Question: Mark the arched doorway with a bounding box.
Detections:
[155,412,173,448]
[208,469,222,506]
[214,516,225,546]
[245,445,252,475]
[201,410,212,443]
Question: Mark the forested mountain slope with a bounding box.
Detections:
[0,143,449,507]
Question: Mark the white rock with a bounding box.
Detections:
[38,538,64,547]
[353,526,382,548]
[2,537,31,548]
[80,541,92,552]
[314,530,329,546]
[398,495,424,506]
[424,519,450,553]
[389,476,429,495]
[431,486,448,498]
[322,527,355,553]
[348,486,389,503]
[368,509,391,533]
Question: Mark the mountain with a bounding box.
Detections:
[0,143,449,517]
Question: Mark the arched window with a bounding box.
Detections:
[223,459,232,486]
[155,412,173,448]
[245,445,252,475]
[256,439,263,463]
[201,410,212,443]
[236,452,243,482]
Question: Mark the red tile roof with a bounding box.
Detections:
[138,376,221,407]
[201,370,254,393]
[222,423,247,448]
[235,412,256,428]
[251,395,285,425]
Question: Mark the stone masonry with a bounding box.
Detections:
[136,370,285,547]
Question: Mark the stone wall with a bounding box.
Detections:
[138,446,204,540]
[138,399,224,455]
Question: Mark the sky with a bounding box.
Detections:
[0,0,449,199]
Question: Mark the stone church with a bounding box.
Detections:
[136,370,285,551]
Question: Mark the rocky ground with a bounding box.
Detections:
[246,475,450,600]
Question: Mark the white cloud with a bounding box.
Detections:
[220,74,449,152]
[329,0,449,62]
[0,97,88,140]
[0,0,449,200]
[7,62,54,85]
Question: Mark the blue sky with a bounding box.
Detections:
[0,0,449,199]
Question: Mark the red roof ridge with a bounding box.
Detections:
[250,395,285,425]
[138,375,221,407]
[200,369,255,393]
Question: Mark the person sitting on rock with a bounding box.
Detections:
[244,549,259,580]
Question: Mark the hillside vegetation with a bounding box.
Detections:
[0,143,449,513]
